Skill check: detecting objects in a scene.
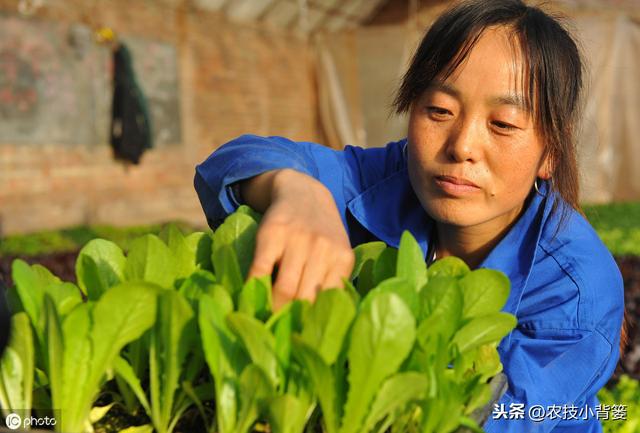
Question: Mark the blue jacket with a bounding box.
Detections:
[194,134,625,433]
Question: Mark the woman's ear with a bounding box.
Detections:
[537,152,554,180]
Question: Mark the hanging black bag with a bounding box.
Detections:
[110,43,153,164]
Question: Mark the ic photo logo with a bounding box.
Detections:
[5,413,21,430]
[3,412,57,430]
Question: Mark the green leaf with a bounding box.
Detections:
[11,260,54,341]
[180,380,211,432]
[89,403,114,424]
[177,270,217,308]
[199,292,245,433]
[113,356,152,416]
[198,290,237,379]
[238,276,272,321]
[33,367,48,388]
[450,313,517,354]
[48,283,156,433]
[13,260,81,325]
[372,248,398,287]
[0,312,34,413]
[267,394,311,433]
[351,242,387,292]
[397,231,428,291]
[75,239,126,300]
[125,235,177,288]
[464,380,492,416]
[44,281,83,318]
[216,377,239,433]
[43,296,64,427]
[119,425,154,433]
[118,334,150,413]
[457,416,486,433]
[292,338,341,433]
[236,364,274,433]
[361,277,420,319]
[427,257,470,279]
[301,289,356,365]
[266,300,308,331]
[417,277,463,347]
[473,344,503,382]
[87,282,158,399]
[459,269,510,319]
[149,290,196,432]
[0,349,24,414]
[212,211,258,280]
[343,279,361,305]
[186,231,214,271]
[226,313,279,388]
[213,245,244,298]
[362,372,428,433]
[165,224,199,280]
[60,303,92,428]
[284,362,315,413]
[269,300,305,389]
[340,292,416,433]
[235,205,263,223]
[420,395,447,433]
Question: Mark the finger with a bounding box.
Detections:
[297,240,331,303]
[248,227,285,280]
[273,239,308,310]
[322,250,355,290]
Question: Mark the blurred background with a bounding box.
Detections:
[0,0,639,235]
[0,0,639,419]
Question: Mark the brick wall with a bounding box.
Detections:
[0,0,322,235]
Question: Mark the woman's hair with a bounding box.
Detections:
[394,0,632,359]
[393,0,583,221]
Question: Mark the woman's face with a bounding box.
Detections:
[407,26,551,231]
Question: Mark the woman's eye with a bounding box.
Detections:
[426,106,452,118]
[492,121,517,131]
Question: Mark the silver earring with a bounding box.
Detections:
[534,178,545,196]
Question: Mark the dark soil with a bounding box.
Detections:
[0,250,79,288]
[617,256,640,379]
[1,251,639,379]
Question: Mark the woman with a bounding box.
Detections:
[194,1,625,432]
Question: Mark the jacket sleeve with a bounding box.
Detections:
[482,324,620,433]
[193,134,406,228]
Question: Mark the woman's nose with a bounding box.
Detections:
[445,118,483,163]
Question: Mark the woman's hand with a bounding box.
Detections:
[241,169,355,310]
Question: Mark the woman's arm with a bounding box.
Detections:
[193,134,407,308]
[236,169,280,213]
[194,134,406,228]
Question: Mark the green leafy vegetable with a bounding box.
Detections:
[0,212,517,433]
[340,292,416,433]
[0,313,34,418]
[75,239,126,300]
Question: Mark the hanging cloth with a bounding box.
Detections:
[110,43,153,164]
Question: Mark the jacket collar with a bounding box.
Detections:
[347,168,434,257]
[479,180,554,315]
[346,170,556,316]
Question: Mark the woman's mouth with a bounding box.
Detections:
[434,175,481,195]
